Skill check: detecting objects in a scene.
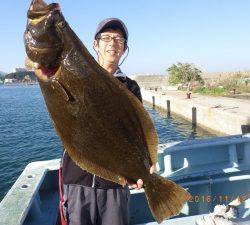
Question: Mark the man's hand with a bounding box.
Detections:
[127,164,156,190]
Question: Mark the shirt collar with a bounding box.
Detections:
[113,68,127,78]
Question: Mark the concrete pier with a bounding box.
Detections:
[141,89,250,135]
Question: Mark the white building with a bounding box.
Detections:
[4,78,17,84]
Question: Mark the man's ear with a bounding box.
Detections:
[93,40,99,53]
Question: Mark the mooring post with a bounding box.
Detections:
[192,107,197,126]
[167,100,170,117]
[152,96,155,109]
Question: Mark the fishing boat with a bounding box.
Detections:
[1,134,250,225]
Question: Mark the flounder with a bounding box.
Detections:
[24,0,191,223]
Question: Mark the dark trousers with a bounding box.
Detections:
[62,184,130,225]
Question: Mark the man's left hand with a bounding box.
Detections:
[128,164,156,190]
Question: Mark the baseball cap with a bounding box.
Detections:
[94,18,128,41]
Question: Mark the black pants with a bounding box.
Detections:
[62,184,130,225]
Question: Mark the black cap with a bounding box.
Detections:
[94,18,128,41]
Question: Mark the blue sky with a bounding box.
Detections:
[0,0,250,75]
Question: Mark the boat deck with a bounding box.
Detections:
[1,134,250,225]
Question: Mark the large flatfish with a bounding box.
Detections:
[24,0,191,223]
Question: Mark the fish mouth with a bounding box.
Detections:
[25,56,60,81]
[28,0,60,19]
[36,66,61,81]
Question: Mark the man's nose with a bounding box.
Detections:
[108,38,117,46]
[109,38,117,44]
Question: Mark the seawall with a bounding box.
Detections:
[141,89,250,135]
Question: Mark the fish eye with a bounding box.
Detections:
[57,20,66,29]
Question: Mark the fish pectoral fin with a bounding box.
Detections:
[51,78,75,102]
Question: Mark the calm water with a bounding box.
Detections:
[0,85,216,201]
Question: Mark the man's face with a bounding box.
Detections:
[94,29,126,65]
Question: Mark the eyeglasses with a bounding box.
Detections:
[98,35,126,44]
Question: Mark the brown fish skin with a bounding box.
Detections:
[24,0,191,223]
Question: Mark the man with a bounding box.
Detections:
[60,18,155,225]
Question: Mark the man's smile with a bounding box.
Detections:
[107,50,117,53]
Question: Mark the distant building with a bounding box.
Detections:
[4,78,17,84]
[13,68,27,73]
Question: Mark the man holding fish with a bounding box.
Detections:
[60,18,155,225]
[26,2,154,222]
[25,1,190,224]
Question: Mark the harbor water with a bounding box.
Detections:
[0,85,216,201]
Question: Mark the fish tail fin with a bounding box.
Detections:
[144,173,191,223]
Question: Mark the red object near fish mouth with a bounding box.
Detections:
[40,67,58,77]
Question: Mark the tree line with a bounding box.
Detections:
[3,71,37,82]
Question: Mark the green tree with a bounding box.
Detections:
[167,62,203,90]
